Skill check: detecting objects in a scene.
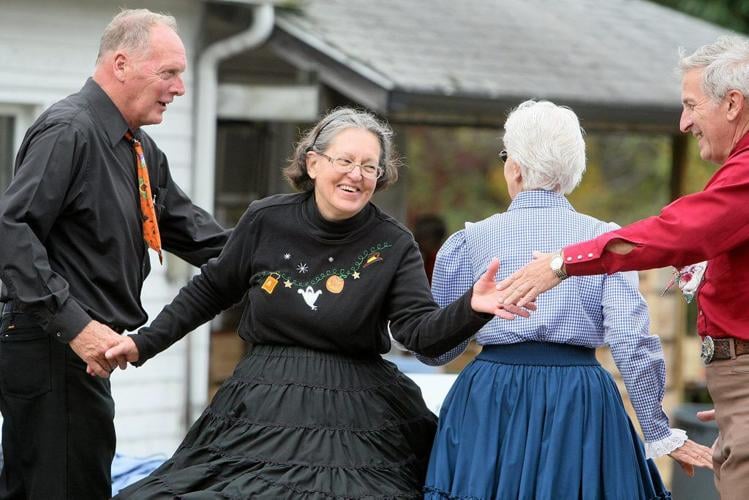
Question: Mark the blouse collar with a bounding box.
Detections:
[507,189,575,212]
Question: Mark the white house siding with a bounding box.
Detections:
[0,0,210,456]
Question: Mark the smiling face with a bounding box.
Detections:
[119,24,186,129]
[306,128,381,221]
[679,68,735,165]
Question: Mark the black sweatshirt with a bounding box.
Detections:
[0,79,229,341]
[133,192,491,362]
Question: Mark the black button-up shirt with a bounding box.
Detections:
[0,78,230,341]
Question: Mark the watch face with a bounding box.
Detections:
[551,256,563,271]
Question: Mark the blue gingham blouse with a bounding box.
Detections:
[419,190,685,457]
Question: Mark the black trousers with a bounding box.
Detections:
[0,312,115,500]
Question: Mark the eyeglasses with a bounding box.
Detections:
[498,150,508,163]
[316,152,384,180]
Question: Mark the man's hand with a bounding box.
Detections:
[496,251,561,307]
[697,408,715,422]
[669,439,714,477]
[105,336,140,369]
[472,258,537,320]
[69,320,122,378]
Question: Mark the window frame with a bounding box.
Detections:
[0,103,34,190]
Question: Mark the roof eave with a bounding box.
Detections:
[271,17,682,133]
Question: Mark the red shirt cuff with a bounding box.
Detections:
[564,232,621,276]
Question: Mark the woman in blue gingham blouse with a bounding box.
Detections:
[421,100,709,500]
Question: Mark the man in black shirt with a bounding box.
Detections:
[0,9,229,499]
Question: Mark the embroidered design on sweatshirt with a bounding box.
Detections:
[298,286,323,310]
[255,242,392,310]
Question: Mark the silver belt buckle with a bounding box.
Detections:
[701,336,715,365]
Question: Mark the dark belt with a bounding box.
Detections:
[700,335,749,365]
[0,301,19,317]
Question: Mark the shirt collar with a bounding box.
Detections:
[728,130,749,159]
[507,189,575,212]
[80,78,130,147]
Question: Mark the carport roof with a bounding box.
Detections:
[271,0,737,130]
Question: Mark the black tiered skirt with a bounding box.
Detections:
[116,344,437,499]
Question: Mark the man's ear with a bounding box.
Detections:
[113,52,128,82]
[726,89,745,121]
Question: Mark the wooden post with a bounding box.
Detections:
[670,134,688,201]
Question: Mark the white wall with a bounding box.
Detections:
[0,0,209,456]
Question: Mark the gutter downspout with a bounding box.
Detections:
[184,2,275,429]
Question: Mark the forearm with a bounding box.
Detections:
[612,338,672,442]
[391,290,491,357]
[131,216,252,364]
[602,271,675,452]
[131,271,238,364]
[567,182,749,276]
[610,336,688,458]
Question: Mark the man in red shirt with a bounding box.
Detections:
[498,35,749,499]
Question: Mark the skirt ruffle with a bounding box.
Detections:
[117,344,437,499]
[424,342,672,500]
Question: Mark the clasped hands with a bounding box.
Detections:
[69,319,139,378]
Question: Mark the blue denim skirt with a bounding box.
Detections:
[424,342,671,500]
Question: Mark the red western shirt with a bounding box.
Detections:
[564,132,749,340]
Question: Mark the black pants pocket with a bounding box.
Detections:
[0,325,52,399]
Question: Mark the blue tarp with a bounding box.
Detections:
[111,452,166,495]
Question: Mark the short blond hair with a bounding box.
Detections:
[96,8,178,64]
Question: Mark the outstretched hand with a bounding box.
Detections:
[496,251,561,307]
[669,439,714,477]
[471,258,536,320]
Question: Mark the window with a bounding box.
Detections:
[0,114,15,192]
[0,104,34,193]
[214,121,269,227]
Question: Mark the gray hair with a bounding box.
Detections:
[284,107,400,192]
[502,100,586,195]
[96,9,178,64]
[679,36,749,101]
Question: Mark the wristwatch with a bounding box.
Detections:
[550,252,568,280]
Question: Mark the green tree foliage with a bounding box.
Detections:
[652,0,749,34]
[401,125,714,235]
[402,126,509,232]
[571,134,671,225]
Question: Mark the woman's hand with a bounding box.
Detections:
[669,439,714,477]
[471,258,537,320]
[103,335,141,371]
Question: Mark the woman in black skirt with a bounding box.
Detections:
[108,107,526,499]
